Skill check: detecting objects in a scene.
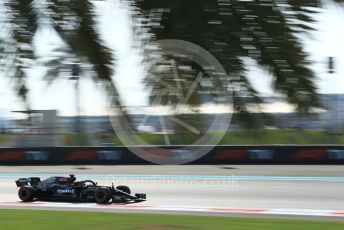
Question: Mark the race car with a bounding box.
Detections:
[15,174,146,204]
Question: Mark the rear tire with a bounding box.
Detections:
[18,186,36,202]
[95,187,111,204]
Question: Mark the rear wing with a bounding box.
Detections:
[15,177,41,187]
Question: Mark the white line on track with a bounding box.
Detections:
[1,202,343,218]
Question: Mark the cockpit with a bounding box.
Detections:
[40,175,76,185]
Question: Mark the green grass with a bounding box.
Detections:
[63,132,91,146]
[5,129,344,146]
[218,129,337,145]
[109,129,344,146]
[0,209,343,230]
[0,134,7,146]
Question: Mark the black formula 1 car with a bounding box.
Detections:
[15,174,146,204]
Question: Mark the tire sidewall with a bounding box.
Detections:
[18,186,35,202]
[116,185,131,194]
[95,187,111,204]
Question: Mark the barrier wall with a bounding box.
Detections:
[1,145,344,165]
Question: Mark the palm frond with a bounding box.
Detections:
[135,0,338,122]
[0,0,38,106]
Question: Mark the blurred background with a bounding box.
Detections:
[0,0,343,148]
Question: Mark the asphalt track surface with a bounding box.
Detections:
[0,165,344,219]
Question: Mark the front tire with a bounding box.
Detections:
[116,185,131,194]
[113,185,131,203]
[95,187,111,204]
[18,186,36,202]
